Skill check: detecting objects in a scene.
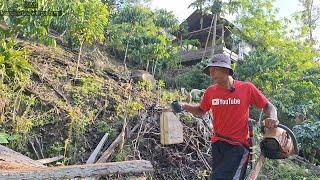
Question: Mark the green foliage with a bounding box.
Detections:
[197,169,209,179]
[160,90,183,105]
[235,49,319,126]
[114,150,126,161]
[233,0,319,125]
[68,108,95,138]
[137,80,153,91]
[293,119,320,164]
[174,63,211,90]
[153,9,179,33]
[0,132,10,144]
[96,121,115,138]
[0,39,34,83]
[291,0,320,45]
[48,141,64,156]
[65,0,109,48]
[157,79,165,89]
[77,75,103,94]
[116,98,144,118]
[0,0,58,45]
[105,5,180,74]
[260,160,318,179]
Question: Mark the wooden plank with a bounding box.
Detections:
[36,155,64,165]
[86,133,109,164]
[0,145,46,168]
[0,160,153,180]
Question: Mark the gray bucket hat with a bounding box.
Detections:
[203,53,234,76]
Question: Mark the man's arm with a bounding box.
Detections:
[263,102,279,128]
[182,103,207,117]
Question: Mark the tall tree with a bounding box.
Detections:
[296,0,320,46]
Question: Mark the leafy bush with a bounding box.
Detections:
[260,160,318,179]
[105,5,180,75]
[0,39,34,83]
[293,119,320,164]
[172,62,211,90]
[235,50,320,126]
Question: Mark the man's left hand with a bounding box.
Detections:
[263,118,279,128]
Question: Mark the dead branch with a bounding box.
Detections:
[36,155,64,165]
[28,137,40,160]
[86,133,109,164]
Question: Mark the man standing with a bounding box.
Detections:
[172,54,278,180]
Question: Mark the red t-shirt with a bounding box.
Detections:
[199,80,268,147]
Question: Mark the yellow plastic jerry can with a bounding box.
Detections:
[160,111,183,145]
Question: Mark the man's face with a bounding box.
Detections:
[209,66,229,83]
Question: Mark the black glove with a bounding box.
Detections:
[171,100,184,113]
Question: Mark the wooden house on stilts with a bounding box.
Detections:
[175,10,248,66]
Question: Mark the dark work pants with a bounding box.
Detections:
[210,141,248,180]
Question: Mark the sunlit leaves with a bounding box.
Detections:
[105,5,180,74]
[67,0,109,46]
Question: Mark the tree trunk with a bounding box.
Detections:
[124,41,129,64]
[146,59,150,72]
[308,0,314,44]
[0,160,154,179]
[202,13,215,61]
[152,60,157,76]
[0,145,45,168]
[211,14,218,57]
[75,40,84,79]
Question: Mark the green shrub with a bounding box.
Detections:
[260,160,318,180]
[293,119,320,164]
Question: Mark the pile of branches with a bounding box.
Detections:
[130,109,212,179]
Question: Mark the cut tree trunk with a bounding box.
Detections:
[0,145,45,168]
[0,160,153,180]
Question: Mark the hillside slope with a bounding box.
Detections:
[1,41,319,179]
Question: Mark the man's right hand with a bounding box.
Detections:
[171,101,184,113]
[263,118,279,128]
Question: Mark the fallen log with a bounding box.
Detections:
[86,133,109,164]
[36,155,64,165]
[0,145,45,168]
[0,160,153,180]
